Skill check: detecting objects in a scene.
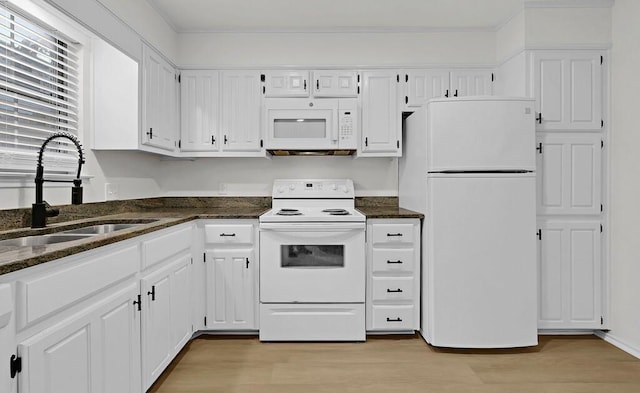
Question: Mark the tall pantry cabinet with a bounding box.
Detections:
[528,50,607,330]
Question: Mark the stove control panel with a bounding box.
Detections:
[272,179,355,199]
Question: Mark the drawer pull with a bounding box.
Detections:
[387,317,403,322]
[387,260,403,264]
[387,288,403,293]
[387,233,403,237]
[219,233,236,237]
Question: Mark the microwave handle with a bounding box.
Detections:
[332,111,339,143]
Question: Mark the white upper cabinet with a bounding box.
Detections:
[360,71,402,156]
[142,44,177,152]
[404,70,450,107]
[403,69,494,109]
[531,51,603,131]
[264,70,310,97]
[536,133,602,216]
[221,71,263,152]
[312,70,359,97]
[450,70,494,97]
[180,70,220,152]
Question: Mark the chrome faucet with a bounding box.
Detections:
[32,132,85,228]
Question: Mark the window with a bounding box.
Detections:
[0,3,80,175]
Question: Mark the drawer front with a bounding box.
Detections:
[371,277,414,302]
[143,226,192,269]
[205,224,253,244]
[371,248,414,273]
[371,223,414,244]
[17,244,139,328]
[371,305,414,330]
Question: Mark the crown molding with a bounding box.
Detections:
[524,0,614,9]
[178,26,498,34]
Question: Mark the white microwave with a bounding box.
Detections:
[264,98,358,152]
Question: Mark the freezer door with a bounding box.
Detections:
[424,173,537,348]
[427,98,536,172]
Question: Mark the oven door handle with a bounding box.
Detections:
[259,222,365,231]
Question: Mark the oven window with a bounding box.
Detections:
[281,245,344,267]
[273,119,326,139]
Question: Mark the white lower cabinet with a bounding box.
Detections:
[366,218,420,332]
[203,220,258,330]
[17,282,141,393]
[537,219,603,330]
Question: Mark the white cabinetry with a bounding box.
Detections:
[360,71,401,156]
[536,133,602,216]
[18,283,141,393]
[180,70,220,152]
[264,70,309,97]
[142,44,178,152]
[221,71,263,153]
[203,221,258,330]
[531,51,602,131]
[313,70,359,97]
[140,226,193,391]
[537,219,602,330]
[403,69,493,109]
[366,219,420,332]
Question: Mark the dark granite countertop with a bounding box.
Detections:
[0,206,269,276]
[0,196,422,276]
[356,206,424,219]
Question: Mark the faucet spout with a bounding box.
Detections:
[32,132,85,228]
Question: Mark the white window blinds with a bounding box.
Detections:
[0,3,80,174]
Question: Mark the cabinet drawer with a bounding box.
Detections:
[142,226,192,270]
[205,224,253,244]
[371,223,414,244]
[371,248,414,273]
[371,277,414,302]
[371,305,414,330]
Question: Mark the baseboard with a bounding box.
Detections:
[538,329,596,335]
[595,331,640,360]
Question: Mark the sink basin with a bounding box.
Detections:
[0,234,94,247]
[60,223,144,235]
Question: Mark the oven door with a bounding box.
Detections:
[260,222,365,303]
[264,98,339,150]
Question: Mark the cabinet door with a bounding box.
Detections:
[538,219,602,329]
[221,71,263,152]
[361,71,401,156]
[180,70,220,151]
[205,248,255,330]
[405,69,449,108]
[142,45,176,151]
[312,70,359,97]
[536,134,602,215]
[532,52,602,131]
[18,283,140,393]
[450,70,493,97]
[264,70,309,97]
[141,256,192,390]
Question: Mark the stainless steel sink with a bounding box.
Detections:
[0,234,94,247]
[60,223,144,235]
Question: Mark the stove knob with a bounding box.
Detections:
[331,183,337,191]
[341,185,349,193]
[289,184,296,191]
[277,186,285,194]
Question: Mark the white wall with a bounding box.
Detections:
[178,31,496,68]
[524,7,612,49]
[607,0,640,356]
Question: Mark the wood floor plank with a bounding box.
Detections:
[148,334,640,393]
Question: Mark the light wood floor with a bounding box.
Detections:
[148,334,640,393]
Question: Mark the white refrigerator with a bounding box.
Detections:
[399,97,538,348]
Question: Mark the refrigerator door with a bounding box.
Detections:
[427,97,536,172]
[423,173,537,348]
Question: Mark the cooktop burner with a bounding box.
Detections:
[322,209,351,216]
[276,209,302,216]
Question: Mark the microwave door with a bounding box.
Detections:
[265,108,337,150]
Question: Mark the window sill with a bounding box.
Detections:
[0,173,93,188]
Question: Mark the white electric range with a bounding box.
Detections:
[259,179,366,341]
